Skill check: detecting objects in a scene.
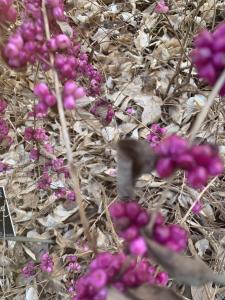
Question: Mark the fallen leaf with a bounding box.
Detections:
[56,21,73,37]
[134,29,150,51]
[195,239,210,257]
[191,284,212,300]
[25,286,38,300]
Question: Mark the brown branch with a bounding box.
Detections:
[41,0,94,252]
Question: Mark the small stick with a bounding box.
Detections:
[0,236,54,243]
[41,0,94,252]
[180,176,218,224]
[189,68,225,142]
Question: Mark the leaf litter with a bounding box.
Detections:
[1,0,225,299]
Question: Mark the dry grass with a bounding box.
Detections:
[1,0,225,299]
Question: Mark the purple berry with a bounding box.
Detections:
[64,95,75,110]
[129,236,147,256]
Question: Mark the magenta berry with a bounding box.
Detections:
[40,252,54,273]
[156,157,175,178]
[109,201,126,218]
[63,95,75,110]
[155,0,169,13]
[129,236,147,256]
[34,83,49,98]
[155,272,169,286]
[125,201,141,220]
[154,225,170,244]
[22,261,35,278]
[136,210,150,226]
[4,43,19,58]
[74,86,85,99]
[191,23,225,95]
[43,94,56,107]
[55,34,71,49]
[64,80,77,95]
[120,225,139,241]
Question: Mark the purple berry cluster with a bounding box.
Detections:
[155,0,169,14]
[70,252,168,300]
[90,99,115,126]
[110,201,149,256]
[155,135,224,188]
[34,83,56,117]
[40,252,54,273]
[153,222,187,252]
[0,99,13,149]
[53,187,76,201]
[66,255,81,272]
[191,23,225,95]
[23,126,76,199]
[146,123,167,148]
[63,80,86,110]
[110,201,187,255]
[24,127,49,160]
[0,161,9,172]
[22,252,54,279]
[3,0,103,114]
[22,261,35,278]
[36,158,70,190]
[24,127,49,142]
[0,0,17,23]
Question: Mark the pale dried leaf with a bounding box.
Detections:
[134,29,150,51]
[191,284,212,300]
[25,286,38,300]
[195,239,210,257]
[56,21,73,37]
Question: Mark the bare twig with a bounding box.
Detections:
[180,176,218,224]
[189,68,225,142]
[41,0,94,252]
[0,236,54,243]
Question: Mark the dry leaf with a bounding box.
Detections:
[134,29,150,51]
[117,139,158,199]
[191,284,212,300]
[146,239,225,286]
[56,21,73,37]
[25,286,38,300]
[141,96,162,125]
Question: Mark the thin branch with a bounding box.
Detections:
[180,176,218,224]
[189,68,225,142]
[0,236,54,243]
[41,0,94,252]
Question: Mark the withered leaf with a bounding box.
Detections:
[108,285,184,300]
[146,239,225,286]
[117,139,158,200]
